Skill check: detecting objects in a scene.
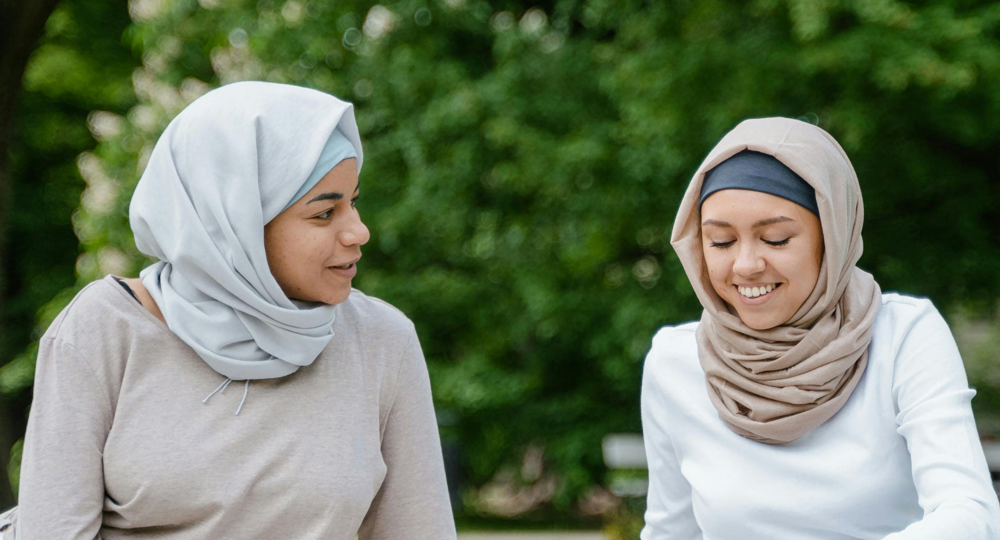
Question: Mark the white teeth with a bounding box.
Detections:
[738,284,777,298]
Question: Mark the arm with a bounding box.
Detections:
[640,341,703,540]
[882,301,1000,539]
[358,330,457,540]
[19,337,109,540]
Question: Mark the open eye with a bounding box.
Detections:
[315,208,334,220]
[351,195,360,207]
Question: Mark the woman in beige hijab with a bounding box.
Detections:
[640,117,1000,539]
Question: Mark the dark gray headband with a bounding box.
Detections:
[699,150,819,216]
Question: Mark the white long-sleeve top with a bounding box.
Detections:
[640,293,1000,540]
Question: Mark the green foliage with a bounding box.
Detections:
[602,498,645,540]
[9,0,1000,513]
[1,0,138,445]
[6,440,22,499]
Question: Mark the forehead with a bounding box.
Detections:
[312,158,359,192]
[701,189,811,224]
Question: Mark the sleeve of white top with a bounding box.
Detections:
[882,300,1000,539]
[358,328,457,540]
[19,337,107,540]
[640,329,704,540]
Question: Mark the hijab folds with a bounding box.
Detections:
[130,82,363,395]
[670,117,882,445]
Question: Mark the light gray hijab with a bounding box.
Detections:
[130,82,363,402]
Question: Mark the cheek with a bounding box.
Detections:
[263,227,290,271]
[293,231,334,268]
[771,249,821,294]
[702,247,732,287]
[267,228,329,275]
[801,237,824,277]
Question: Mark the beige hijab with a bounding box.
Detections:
[670,117,882,445]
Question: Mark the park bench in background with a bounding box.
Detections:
[601,434,648,498]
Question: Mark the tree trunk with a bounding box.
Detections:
[0,0,64,507]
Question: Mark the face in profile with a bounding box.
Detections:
[700,189,824,330]
[264,158,369,305]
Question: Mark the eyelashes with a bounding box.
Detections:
[313,196,360,220]
[709,238,790,249]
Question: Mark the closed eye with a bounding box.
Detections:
[711,238,789,249]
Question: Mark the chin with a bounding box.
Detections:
[290,285,352,306]
[732,306,783,331]
[742,317,779,331]
[320,286,353,306]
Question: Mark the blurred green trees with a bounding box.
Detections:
[0,0,138,501]
[6,0,1000,516]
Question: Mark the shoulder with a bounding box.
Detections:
[873,292,948,351]
[42,277,141,350]
[642,321,702,397]
[650,321,699,352]
[335,288,418,350]
[336,290,426,423]
[873,292,967,391]
[647,321,700,367]
[35,277,141,400]
[338,288,415,334]
[878,291,938,318]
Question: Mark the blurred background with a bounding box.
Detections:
[3,0,1000,537]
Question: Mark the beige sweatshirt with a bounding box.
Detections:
[18,275,457,540]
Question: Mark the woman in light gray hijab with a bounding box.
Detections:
[16,82,457,540]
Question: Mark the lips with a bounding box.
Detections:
[327,255,360,279]
[329,255,361,269]
[737,283,780,298]
[733,283,781,305]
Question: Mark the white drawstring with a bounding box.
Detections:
[202,377,251,415]
[202,378,232,403]
[235,379,250,416]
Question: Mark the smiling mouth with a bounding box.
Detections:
[736,283,781,299]
[329,255,361,270]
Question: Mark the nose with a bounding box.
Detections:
[340,209,370,247]
[733,241,765,277]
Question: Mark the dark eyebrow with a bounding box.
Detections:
[701,216,795,229]
[305,181,361,205]
[307,192,342,204]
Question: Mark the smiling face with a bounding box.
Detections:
[700,189,824,330]
[264,158,369,305]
